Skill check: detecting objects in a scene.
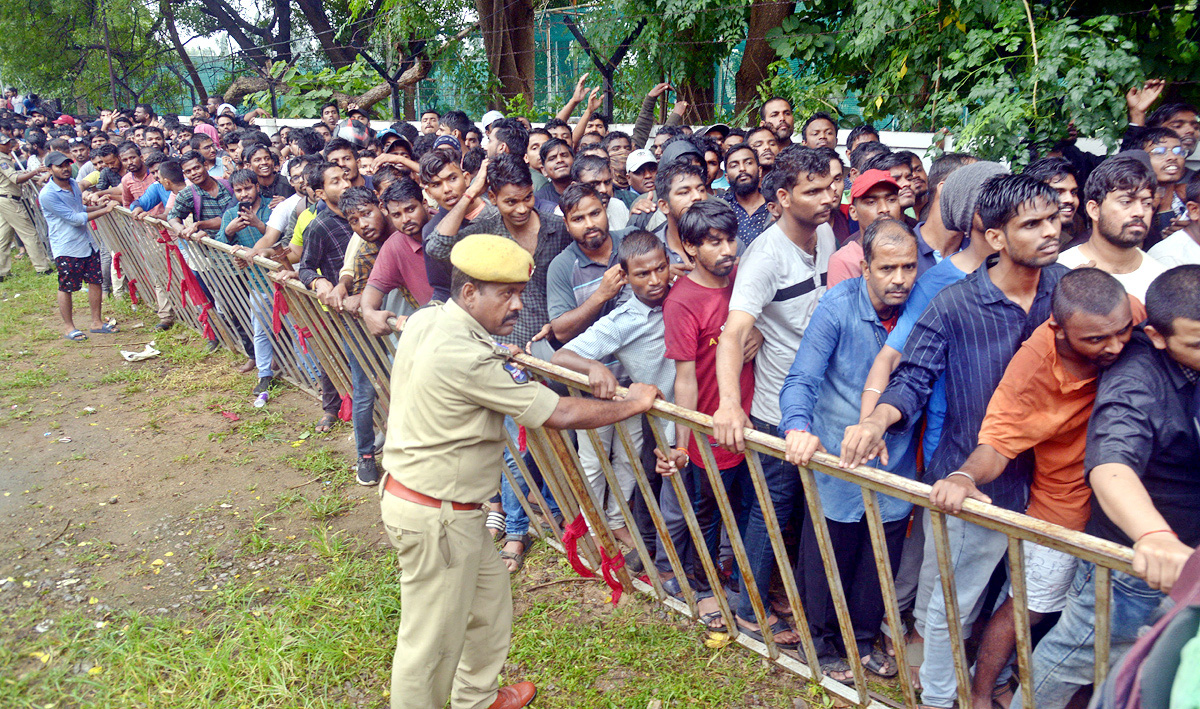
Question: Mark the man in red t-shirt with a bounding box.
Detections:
[362,178,432,337]
[658,198,760,631]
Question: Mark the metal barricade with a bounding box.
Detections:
[83,205,1137,709]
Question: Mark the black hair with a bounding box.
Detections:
[1084,155,1157,207]
[243,143,275,166]
[578,131,604,148]
[1023,157,1078,185]
[372,164,403,191]
[241,130,271,150]
[418,149,459,184]
[813,145,843,172]
[144,151,168,169]
[1051,267,1129,328]
[655,125,687,143]
[1148,103,1199,129]
[440,109,471,138]
[1146,264,1200,335]
[395,122,418,142]
[304,159,339,192]
[847,123,880,149]
[865,151,912,173]
[560,182,605,217]
[977,173,1059,232]
[465,125,483,140]
[1187,172,1200,206]
[47,137,69,152]
[543,117,570,133]
[726,128,746,141]
[724,142,758,164]
[158,159,184,185]
[570,154,610,181]
[461,146,487,176]
[179,150,204,168]
[220,130,242,149]
[420,108,440,118]
[760,168,784,205]
[490,117,529,157]
[228,168,257,188]
[188,133,213,150]
[116,141,140,156]
[849,141,891,172]
[322,137,357,159]
[759,96,792,121]
[801,111,837,136]
[134,103,155,118]
[617,229,668,271]
[143,125,164,140]
[585,113,610,129]
[1137,126,1182,150]
[528,127,551,140]
[927,153,977,194]
[744,125,775,144]
[654,160,706,199]
[862,218,916,264]
[381,177,423,205]
[678,197,738,248]
[338,185,378,214]
[320,102,339,115]
[289,128,326,156]
[411,133,437,159]
[486,153,533,192]
[773,145,832,194]
[95,143,119,159]
[600,131,631,151]
[539,137,573,165]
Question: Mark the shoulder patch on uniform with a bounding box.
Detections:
[503,361,530,384]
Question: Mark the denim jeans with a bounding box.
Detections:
[688,458,750,593]
[734,416,800,623]
[345,347,376,458]
[918,513,1010,707]
[248,291,274,379]
[500,416,558,538]
[1009,562,1168,709]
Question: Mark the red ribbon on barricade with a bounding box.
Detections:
[517,425,527,453]
[295,326,312,353]
[197,303,216,341]
[127,278,139,305]
[338,392,353,422]
[271,283,289,335]
[562,514,596,579]
[155,229,216,340]
[111,251,123,279]
[599,547,626,605]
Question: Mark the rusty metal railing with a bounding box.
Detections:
[66,200,1137,709]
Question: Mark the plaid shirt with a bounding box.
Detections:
[349,239,381,295]
[167,181,235,225]
[297,204,354,288]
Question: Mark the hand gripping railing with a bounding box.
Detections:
[79,203,1137,709]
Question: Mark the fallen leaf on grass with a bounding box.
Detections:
[29,651,51,664]
[704,632,732,649]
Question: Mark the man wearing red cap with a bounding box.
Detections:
[826,169,904,287]
[52,115,76,128]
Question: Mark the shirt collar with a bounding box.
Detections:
[972,258,1056,306]
[443,298,494,342]
[391,229,422,253]
[625,295,663,316]
[854,276,901,325]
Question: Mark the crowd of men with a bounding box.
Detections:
[4,76,1200,709]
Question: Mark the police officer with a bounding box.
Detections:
[0,132,52,279]
[381,233,660,709]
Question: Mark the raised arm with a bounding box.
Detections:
[428,161,489,260]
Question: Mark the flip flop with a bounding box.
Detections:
[818,655,854,685]
[499,533,532,573]
[89,323,118,334]
[63,330,88,341]
[314,412,337,433]
[699,610,727,631]
[864,647,898,677]
[735,616,799,650]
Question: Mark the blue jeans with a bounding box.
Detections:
[249,291,274,379]
[1010,562,1168,709]
[500,416,558,538]
[734,416,799,623]
[345,346,376,458]
[919,513,1010,707]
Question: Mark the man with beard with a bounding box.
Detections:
[535,138,574,208]
[781,218,920,683]
[826,169,905,287]
[1057,155,1166,301]
[801,112,838,150]
[865,151,919,226]
[745,126,780,174]
[720,143,770,244]
[1024,157,1083,249]
[567,154,630,229]
[760,97,795,145]
[362,178,434,337]
[929,268,1142,709]
[419,149,489,302]
[1137,126,1190,246]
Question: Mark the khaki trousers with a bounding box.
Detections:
[381,493,511,709]
[0,195,49,275]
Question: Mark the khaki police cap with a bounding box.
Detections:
[450,233,534,284]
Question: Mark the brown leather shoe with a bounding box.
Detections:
[486,681,537,709]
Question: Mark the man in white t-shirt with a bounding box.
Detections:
[1149,176,1200,267]
[1057,155,1166,301]
[712,146,838,647]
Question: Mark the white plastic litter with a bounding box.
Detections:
[119,344,161,362]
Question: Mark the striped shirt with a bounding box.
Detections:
[877,261,1068,511]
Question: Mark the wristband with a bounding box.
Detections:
[946,471,976,485]
[673,447,690,465]
[863,387,883,395]
[1136,529,1177,543]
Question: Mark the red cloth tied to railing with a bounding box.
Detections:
[196,303,216,341]
[562,514,596,579]
[127,278,139,305]
[338,392,353,422]
[271,283,289,335]
[517,425,527,453]
[295,325,312,353]
[111,251,123,279]
[599,547,626,605]
[155,229,215,340]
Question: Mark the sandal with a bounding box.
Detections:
[697,592,726,631]
[818,655,854,685]
[89,323,118,334]
[315,412,337,433]
[500,533,532,573]
[485,511,506,540]
[735,615,799,650]
[863,647,898,678]
[63,330,88,341]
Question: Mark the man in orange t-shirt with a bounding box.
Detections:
[928,267,1143,709]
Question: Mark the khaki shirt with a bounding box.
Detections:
[0,156,22,196]
[383,299,560,504]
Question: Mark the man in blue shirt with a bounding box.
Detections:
[779,218,920,682]
[38,151,117,341]
[219,168,276,392]
[841,174,1067,708]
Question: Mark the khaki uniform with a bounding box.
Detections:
[381,299,559,709]
[0,156,50,276]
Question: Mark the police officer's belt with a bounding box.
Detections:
[384,474,477,511]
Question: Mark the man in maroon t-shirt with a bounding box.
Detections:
[658,198,761,631]
[362,178,433,336]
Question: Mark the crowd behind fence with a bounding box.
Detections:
[57,194,1139,709]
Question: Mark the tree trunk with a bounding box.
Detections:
[274,0,291,64]
[735,0,795,116]
[476,0,535,107]
[293,0,359,69]
[223,55,432,110]
[673,27,717,123]
[161,0,207,102]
